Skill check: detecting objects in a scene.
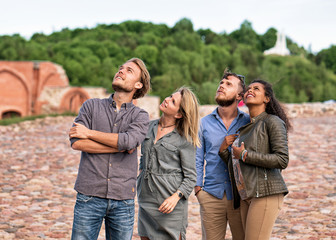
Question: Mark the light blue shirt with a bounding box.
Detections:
[196,108,250,199]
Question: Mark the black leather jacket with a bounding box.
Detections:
[219,112,289,209]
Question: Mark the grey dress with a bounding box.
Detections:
[137,120,197,240]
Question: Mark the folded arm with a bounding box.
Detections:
[71,139,120,154]
[69,110,149,151]
[70,122,119,148]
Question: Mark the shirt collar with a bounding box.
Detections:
[108,94,134,110]
[237,107,248,118]
[153,119,178,135]
[211,107,247,119]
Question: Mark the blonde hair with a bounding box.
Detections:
[175,86,201,147]
[127,58,151,99]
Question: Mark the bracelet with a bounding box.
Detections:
[195,188,201,196]
[239,149,245,159]
[241,150,248,162]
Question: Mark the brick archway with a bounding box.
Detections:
[0,66,31,119]
[1,108,22,119]
[36,62,69,103]
[59,88,90,113]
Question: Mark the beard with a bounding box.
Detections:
[215,95,236,107]
[112,81,133,93]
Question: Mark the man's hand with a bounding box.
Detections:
[219,134,239,152]
[127,149,135,154]
[69,122,91,139]
[194,186,202,196]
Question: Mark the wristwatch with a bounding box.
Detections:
[177,190,183,198]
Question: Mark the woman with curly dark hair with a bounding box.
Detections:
[220,79,291,240]
[258,80,291,131]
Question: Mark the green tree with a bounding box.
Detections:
[0,34,27,60]
[197,81,218,104]
[261,28,277,51]
[134,45,159,73]
[197,29,230,46]
[172,31,202,51]
[287,37,307,56]
[229,20,261,50]
[316,45,336,73]
[172,18,194,33]
[25,41,48,60]
[1,18,335,104]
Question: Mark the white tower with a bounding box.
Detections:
[264,31,290,56]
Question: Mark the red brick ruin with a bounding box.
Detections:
[0,61,160,120]
[0,61,91,119]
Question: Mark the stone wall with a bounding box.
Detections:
[285,102,336,118]
[135,96,161,120]
[38,86,108,114]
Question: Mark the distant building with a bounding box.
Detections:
[0,61,159,120]
[264,31,290,56]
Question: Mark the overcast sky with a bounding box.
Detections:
[0,0,335,53]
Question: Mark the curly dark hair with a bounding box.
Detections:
[251,79,292,130]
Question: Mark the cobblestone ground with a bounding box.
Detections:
[0,116,335,239]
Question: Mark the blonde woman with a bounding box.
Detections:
[137,87,200,240]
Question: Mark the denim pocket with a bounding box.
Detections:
[76,192,93,203]
[122,199,135,206]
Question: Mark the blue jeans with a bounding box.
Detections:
[71,193,135,240]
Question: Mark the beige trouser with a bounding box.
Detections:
[197,190,244,240]
[240,194,284,240]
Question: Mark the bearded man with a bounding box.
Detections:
[195,70,250,240]
[69,58,150,240]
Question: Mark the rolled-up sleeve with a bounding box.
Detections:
[69,99,93,146]
[117,109,149,151]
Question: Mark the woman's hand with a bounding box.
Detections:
[158,193,180,214]
[219,134,239,152]
[232,142,245,160]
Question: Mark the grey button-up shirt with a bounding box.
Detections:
[70,94,149,200]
